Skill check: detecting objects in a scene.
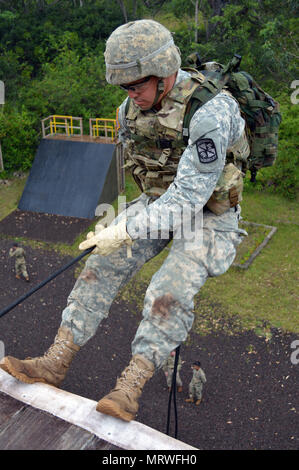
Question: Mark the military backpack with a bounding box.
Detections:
[184,53,282,182]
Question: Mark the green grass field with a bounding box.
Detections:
[1,173,298,336]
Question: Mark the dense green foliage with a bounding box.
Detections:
[0,0,298,197]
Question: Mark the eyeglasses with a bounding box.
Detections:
[120,76,152,92]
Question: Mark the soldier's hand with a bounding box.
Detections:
[79,219,133,257]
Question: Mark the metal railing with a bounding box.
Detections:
[89,118,117,141]
[41,115,83,138]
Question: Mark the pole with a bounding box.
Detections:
[0,142,3,172]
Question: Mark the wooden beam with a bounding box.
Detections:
[0,369,197,451]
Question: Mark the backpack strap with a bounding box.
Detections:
[182,55,243,144]
[125,96,131,116]
[182,76,224,144]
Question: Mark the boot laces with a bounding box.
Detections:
[118,360,148,394]
[42,337,73,363]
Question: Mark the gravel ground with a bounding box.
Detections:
[0,210,93,244]
[0,238,298,450]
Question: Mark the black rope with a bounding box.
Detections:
[0,247,94,319]
[166,345,180,439]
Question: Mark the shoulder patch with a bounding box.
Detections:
[196,138,218,164]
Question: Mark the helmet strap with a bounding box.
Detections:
[151,78,165,108]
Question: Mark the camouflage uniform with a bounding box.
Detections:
[189,367,207,401]
[61,67,246,371]
[162,353,182,388]
[9,247,28,279]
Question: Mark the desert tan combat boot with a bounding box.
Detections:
[0,326,80,387]
[96,354,155,422]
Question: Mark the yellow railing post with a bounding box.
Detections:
[43,115,83,137]
[90,118,116,141]
[42,115,117,141]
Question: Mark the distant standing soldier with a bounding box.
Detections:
[185,361,206,405]
[9,243,29,282]
[162,350,183,392]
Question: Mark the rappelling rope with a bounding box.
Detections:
[0,247,94,319]
[166,345,180,439]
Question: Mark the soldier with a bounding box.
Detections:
[1,20,247,422]
[185,361,206,405]
[9,243,29,282]
[162,350,183,392]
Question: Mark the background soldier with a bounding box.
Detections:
[186,361,207,405]
[162,350,183,392]
[9,243,29,282]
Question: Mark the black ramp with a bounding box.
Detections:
[18,139,118,219]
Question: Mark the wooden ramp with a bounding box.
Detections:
[0,369,197,451]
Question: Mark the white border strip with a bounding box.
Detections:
[0,369,197,450]
[233,220,277,270]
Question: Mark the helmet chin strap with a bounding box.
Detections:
[150,78,165,110]
[136,78,165,112]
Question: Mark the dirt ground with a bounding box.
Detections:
[0,238,298,450]
[0,210,93,244]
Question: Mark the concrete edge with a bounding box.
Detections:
[0,369,197,451]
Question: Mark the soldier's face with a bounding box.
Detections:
[125,76,160,110]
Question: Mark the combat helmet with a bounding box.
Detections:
[104,19,181,85]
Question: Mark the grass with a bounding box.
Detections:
[0,175,28,221]
[1,172,298,336]
[117,177,299,336]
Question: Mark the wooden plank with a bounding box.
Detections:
[0,369,197,450]
[0,391,25,428]
[0,399,121,450]
[81,435,122,451]
[44,134,114,144]
[0,405,72,450]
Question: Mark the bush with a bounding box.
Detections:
[19,44,126,134]
[0,106,39,176]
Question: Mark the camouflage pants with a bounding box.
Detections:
[189,382,203,400]
[61,196,243,370]
[15,260,28,278]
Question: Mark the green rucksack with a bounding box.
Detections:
[184,53,282,182]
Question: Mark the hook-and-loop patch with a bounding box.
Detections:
[196,138,218,164]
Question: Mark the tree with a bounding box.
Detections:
[142,0,167,16]
[116,0,139,23]
[198,0,228,40]
[192,0,199,43]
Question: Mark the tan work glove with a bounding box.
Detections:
[79,219,133,257]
